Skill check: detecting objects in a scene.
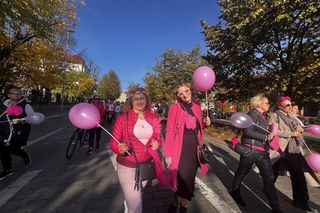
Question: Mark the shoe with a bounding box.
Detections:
[0,170,13,180]
[24,154,31,167]
[87,147,93,154]
[292,202,319,213]
[230,189,246,207]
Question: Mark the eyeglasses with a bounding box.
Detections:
[9,93,22,95]
[94,98,100,100]
[177,89,191,97]
[284,104,292,107]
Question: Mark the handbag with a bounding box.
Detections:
[126,113,156,191]
[199,143,210,164]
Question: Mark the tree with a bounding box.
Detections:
[97,70,121,100]
[144,47,208,102]
[201,0,320,105]
[0,0,83,93]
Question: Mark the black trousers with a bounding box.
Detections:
[0,142,29,171]
[273,152,309,206]
[232,150,281,211]
[88,127,102,148]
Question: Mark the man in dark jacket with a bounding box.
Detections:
[0,87,33,180]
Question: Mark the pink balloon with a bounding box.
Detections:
[230,112,254,128]
[305,153,320,172]
[307,124,320,136]
[68,103,100,129]
[193,66,216,92]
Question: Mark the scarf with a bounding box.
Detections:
[276,110,303,153]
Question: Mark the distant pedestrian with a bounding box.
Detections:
[157,100,168,139]
[87,95,105,153]
[0,87,32,180]
[229,94,282,213]
[109,87,166,213]
[163,82,211,213]
[269,96,320,212]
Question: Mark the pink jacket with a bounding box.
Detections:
[162,102,208,190]
[109,109,167,185]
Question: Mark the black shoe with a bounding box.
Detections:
[24,154,31,167]
[87,147,93,154]
[230,189,246,207]
[0,170,13,180]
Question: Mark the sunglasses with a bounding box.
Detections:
[284,104,292,107]
[93,98,100,100]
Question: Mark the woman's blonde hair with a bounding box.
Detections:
[250,94,268,110]
[122,87,152,112]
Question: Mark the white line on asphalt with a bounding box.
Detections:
[25,127,65,147]
[195,177,238,212]
[213,151,271,210]
[0,170,42,207]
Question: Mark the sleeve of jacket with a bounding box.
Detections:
[162,103,178,157]
[243,111,267,141]
[109,114,124,155]
[270,112,291,138]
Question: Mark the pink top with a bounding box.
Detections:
[133,119,153,145]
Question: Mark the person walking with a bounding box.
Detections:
[87,95,105,153]
[109,87,167,213]
[269,96,319,212]
[0,87,32,180]
[229,94,282,213]
[163,82,211,213]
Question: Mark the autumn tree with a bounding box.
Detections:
[0,0,83,96]
[97,70,121,100]
[144,47,208,102]
[201,0,320,105]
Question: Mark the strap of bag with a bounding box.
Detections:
[126,113,141,190]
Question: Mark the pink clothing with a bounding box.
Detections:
[109,109,167,185]
[162,102,208,190]
[133,119,153,145]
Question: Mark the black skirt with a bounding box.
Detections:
[177,129,199,201]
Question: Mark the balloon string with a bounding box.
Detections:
[98,124,131,155]
[206,92,209,118]
[252,123,272,134]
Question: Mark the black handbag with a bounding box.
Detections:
[199,143,210,164]
[126,113,156,191]
[233,143,253,157]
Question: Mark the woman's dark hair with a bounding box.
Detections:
[122,87,152,112]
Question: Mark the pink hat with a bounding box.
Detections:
[277,96,291,106]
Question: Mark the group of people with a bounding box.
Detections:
[109,82,211,213]
[109,83,319,213]
[230,95,319,213]
[0,87,33,180]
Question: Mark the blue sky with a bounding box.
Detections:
[74,0,220,90]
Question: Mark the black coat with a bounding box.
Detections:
[241,109,269,149]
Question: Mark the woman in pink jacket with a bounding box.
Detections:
[109,87,166,213]
[163,82,211,213]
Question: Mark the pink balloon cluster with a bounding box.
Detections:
[305,153,320,172]
[306,124,320,136]
[193,66,216,92]
[68,103,100,129]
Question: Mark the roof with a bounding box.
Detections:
[66,54,84,65]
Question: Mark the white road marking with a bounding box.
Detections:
[25,127,65,147]
[0,170,42,207]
